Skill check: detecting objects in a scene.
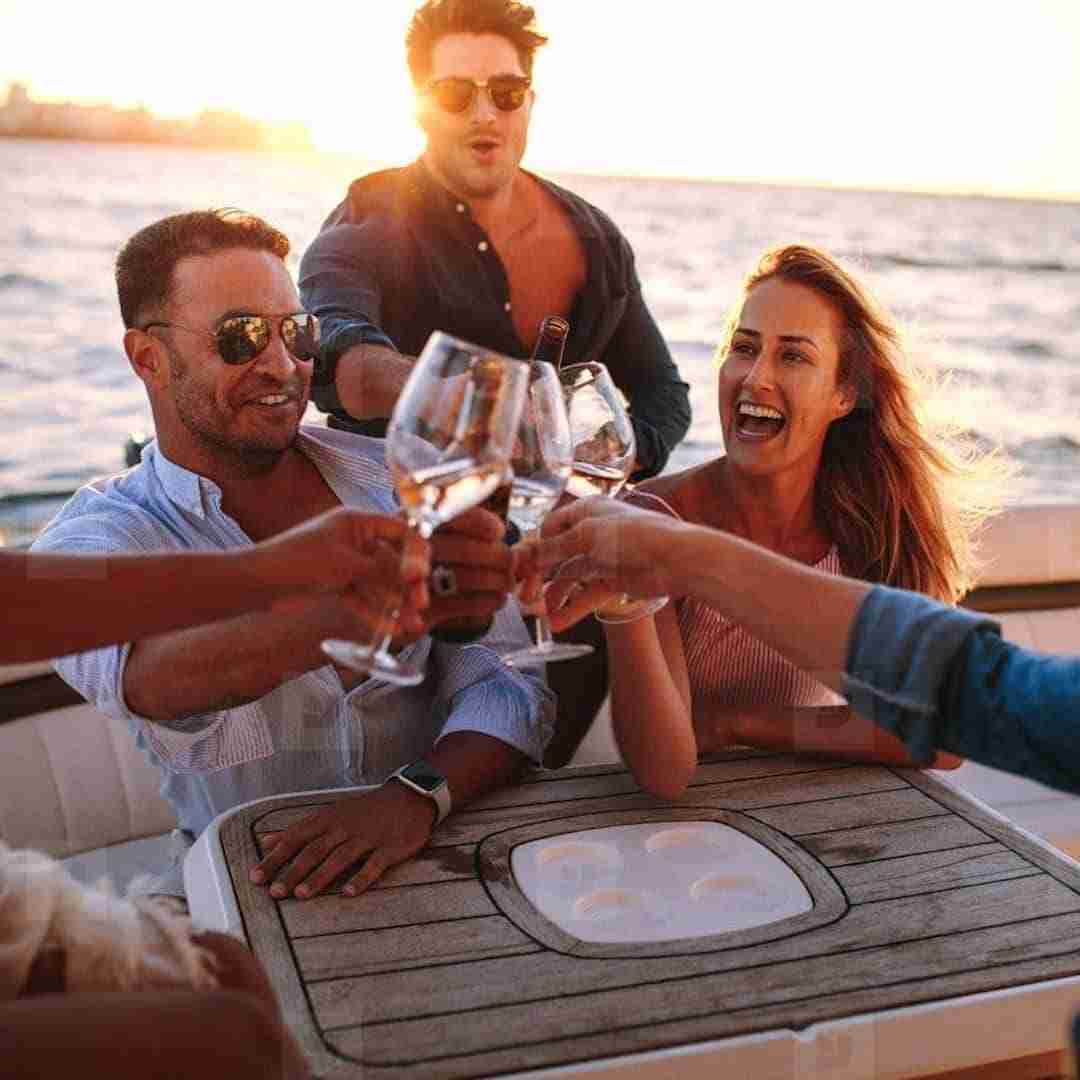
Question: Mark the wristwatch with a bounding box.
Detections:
[388,760,452,825]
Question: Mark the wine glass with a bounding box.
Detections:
[501,363,595,666]
[559,362,669,623]
[322,332,529,686]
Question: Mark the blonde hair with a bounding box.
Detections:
[719,244,1009,603]
[0,842,218,999]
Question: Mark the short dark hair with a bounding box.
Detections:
[406,0,548,86]
[115,209,290,329]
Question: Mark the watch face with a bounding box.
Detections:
[399,761,446,794]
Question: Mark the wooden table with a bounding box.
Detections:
[185,753,1080,1078]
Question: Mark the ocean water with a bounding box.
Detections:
[2,138,1079,544]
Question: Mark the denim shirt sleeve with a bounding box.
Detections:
[299,222,397,418]
[843,585,999,766]
[844,585,1080,795]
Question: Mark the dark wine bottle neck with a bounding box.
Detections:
[532,316,569,368]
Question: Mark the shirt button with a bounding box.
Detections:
[456,202,466,213]
[478,241,489,252]
[504,301,512,312]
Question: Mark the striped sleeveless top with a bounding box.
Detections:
[676,546,846,713]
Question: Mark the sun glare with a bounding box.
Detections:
[0,0,1076,196]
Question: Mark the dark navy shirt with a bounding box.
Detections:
[299,159,691,479]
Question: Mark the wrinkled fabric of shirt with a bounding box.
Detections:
[32,427,554,845]
[300,159,691,481]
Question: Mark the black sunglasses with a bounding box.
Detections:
[142,313,320,366]
[424,75,531,114]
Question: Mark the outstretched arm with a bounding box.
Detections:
[526,498,1080,794]
[529,497,864,690]
[719,705,963,769]
[300,221,414,424]
[4,509,428,665]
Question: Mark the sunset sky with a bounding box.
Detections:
[1,0,1077,198]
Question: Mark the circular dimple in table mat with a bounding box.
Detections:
[511,821,813,944]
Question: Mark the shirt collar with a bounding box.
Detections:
[409,157,604,243]
[144,440,226,519]
[146,428,352,521]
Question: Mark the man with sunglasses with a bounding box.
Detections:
[32,209,553,902]
[300,0,691,765]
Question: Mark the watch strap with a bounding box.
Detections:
[389,762,452,825]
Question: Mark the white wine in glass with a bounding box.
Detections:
[502,362,594,667]
[565,460,627,499]
[322,332,529,686]
[559,361,669,624]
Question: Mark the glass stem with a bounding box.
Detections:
[522,520,555,651]
[370,515,427,659]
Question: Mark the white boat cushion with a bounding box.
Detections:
[61,832,187,895]
[976,503,1080,587]
[0,701,176,860]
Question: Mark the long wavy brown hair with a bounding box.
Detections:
[719,244,1007,603]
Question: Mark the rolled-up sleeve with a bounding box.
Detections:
[32,521,273,773]
[299,222,397,418]
[843,585,997,766]
[432,603,555,764]
[938,626,1080,794]
[847,586,1080,793]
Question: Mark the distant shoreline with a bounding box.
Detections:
[1,136,1074,207]
[0,131,310,153]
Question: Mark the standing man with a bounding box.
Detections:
[300,0,692,761]
[33,209,553,901]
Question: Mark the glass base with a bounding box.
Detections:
[321,639,425,688]
[503,641,595,667]
[595,595,669,625]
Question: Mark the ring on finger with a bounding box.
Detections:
[430,565,458,598]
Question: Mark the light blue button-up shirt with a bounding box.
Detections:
[32,426,554,842]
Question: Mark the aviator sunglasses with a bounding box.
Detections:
[424,74,531,114]
[141,313,321,365]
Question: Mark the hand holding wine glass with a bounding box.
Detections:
[501,362,594,666]
[322,332,529,686]
[559,362,669,623]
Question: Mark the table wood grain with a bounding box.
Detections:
[217,753,1080,1078]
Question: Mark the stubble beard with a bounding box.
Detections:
[429,141,520,202]
[168,352,299,473]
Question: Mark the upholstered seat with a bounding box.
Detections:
[0,661,177,892]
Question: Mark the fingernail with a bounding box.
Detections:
[342,886,355,897]
[270,883,287,899]
[295,885,310,899]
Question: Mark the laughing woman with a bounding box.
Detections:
[601,244,1006,799]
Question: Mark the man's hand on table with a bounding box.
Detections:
[248,782,436,900]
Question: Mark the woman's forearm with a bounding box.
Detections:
[725,706,962,768]
[605,613,697,800]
